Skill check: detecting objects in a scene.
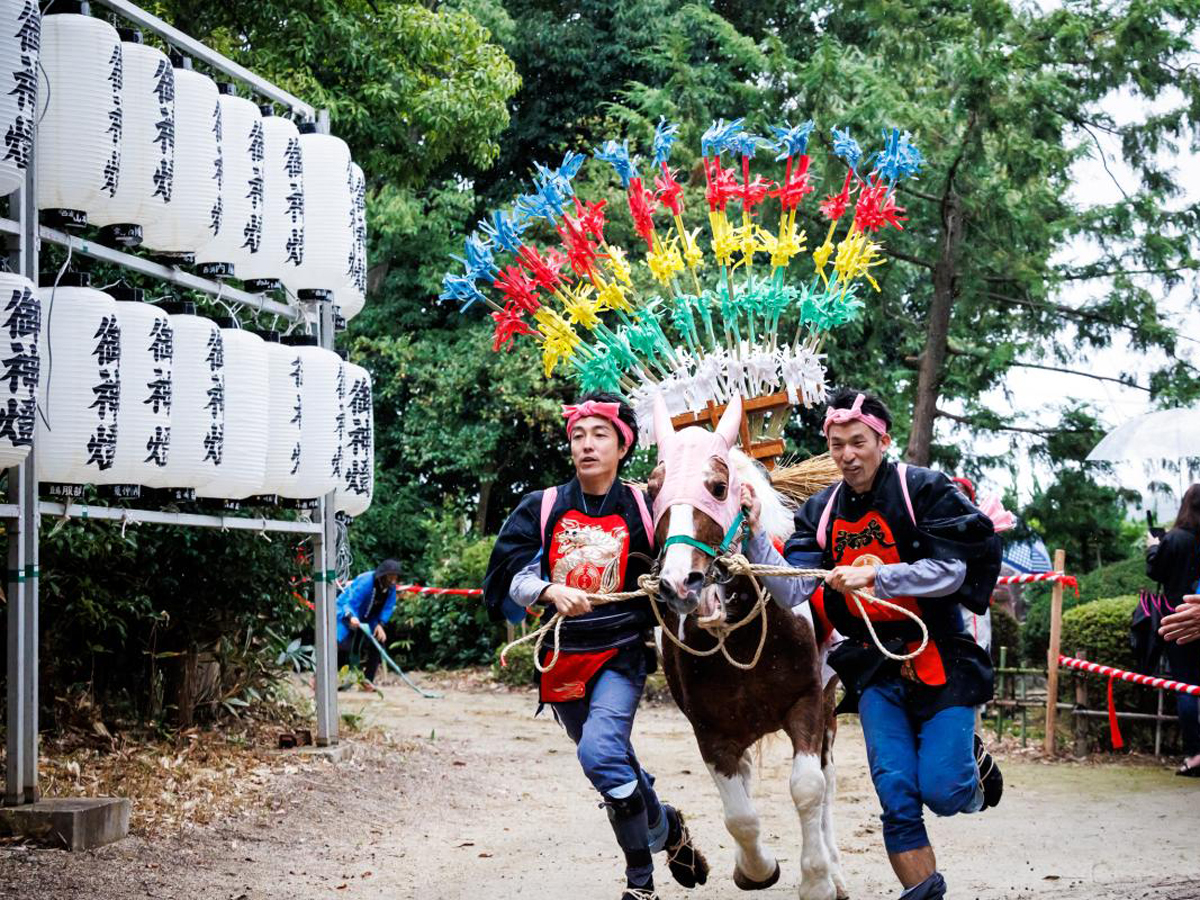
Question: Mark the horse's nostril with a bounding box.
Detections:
[683,571,705,594]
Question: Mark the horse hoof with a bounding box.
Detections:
[733,861,781,891]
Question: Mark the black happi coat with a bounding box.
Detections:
[483,478,655,653]
[784,461,1001,715]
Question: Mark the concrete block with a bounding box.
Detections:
[281,741,354,762]
[0,797,130,850]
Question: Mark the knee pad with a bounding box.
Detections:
[605,790,647,822]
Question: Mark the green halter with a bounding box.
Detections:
[660,508,748,559]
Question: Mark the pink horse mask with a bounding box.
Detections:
[651,393,745,541]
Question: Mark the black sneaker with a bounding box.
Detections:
[663,806,709,888]
[974,733,1003,809]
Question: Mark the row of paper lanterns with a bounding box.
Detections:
[0,2,367,320]
[0,271,373,516]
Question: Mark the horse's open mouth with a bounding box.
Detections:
[696,584,727,628]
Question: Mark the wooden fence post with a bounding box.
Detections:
[1044,548,1066,756]
[1073,649,1089,758]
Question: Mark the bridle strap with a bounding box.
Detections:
[660,509,748,559]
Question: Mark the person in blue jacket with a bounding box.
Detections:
[336,559,402,686]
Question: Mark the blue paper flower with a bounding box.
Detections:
[769,120,814,161]
[479,209,527,254]
[653,118,681,166]
[450,233,498,283]
[700,118,745,157]
[729,131,765,160]
[593,139,638,187]
[872,128,924,184]
[831,126,863,175]
[439,272,488,313]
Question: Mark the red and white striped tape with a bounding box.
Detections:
[1058,655,1200,696]
[396,584,484,597]
[996,572,1079,595]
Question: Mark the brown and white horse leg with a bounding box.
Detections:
[819,690,848,899]
[706,751,780,889]
[790,749,836,900]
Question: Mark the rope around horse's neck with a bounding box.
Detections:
[499,556,931,672]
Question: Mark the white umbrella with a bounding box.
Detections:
[1087,407,1200,461]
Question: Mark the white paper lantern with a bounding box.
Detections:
[193,85,263,278]
[86,32,174,246]
[335,162,366,320]
[105,288,172,489]
[335,361,373,517]
[237,111,302,291]
[0,0,40,199]
[36,8,122,228]
[0,272,40,468]
[276,335,340,500]
[139,62,220,259]
[36,274,121,485]
[142,302,224,491]
[280,127,351,301]
[194,322,267,501]
[257,331,302,497]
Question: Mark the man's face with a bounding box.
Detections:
[570,415,627,481]
[380,573,399,588]
[827,420,890,493]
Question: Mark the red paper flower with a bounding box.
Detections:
[517,245,568,293]
[573,197,609,241]
[491,302,537,351]
[626,177,659,249]
[655,163,685,217]
[557,215,601,277]
[770,155,814,211]
[853,179,908,232]
[493,264,541,313]
[819,171,855,222]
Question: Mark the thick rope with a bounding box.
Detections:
[498,557,930,671]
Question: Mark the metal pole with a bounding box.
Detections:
[21,117,39,803]
[311,107,338,746]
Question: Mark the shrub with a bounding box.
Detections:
[493,642,536,687]
[990,606,1020,665]
[1021,555,1150,665]
[1060,595,1139,671]
[390,533,507,669]
[1076,556,1146,603]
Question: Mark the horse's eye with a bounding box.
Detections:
[711,482,727,500]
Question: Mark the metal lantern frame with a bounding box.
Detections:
[4,0,349,811]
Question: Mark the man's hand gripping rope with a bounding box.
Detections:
[499,556,930,672]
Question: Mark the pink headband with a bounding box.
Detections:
[822,393,888,437]
[563,400,634,448]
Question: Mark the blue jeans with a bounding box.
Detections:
[859,677,983,854]
[551,649,667,847]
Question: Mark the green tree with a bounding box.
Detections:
[609,0,1200,466]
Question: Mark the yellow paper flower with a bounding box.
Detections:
[646,236,685,286]
[605,245,633,286]
[595,276,633,315]
[561,282,602,329]
[534,307,581,376]
[764,221,806,269]
[708,210,737,267]
[832,228,886,292]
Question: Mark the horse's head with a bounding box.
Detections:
[648,393,745,623]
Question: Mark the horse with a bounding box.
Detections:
[646,393,846,900]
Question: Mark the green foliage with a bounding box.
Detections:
[37,518,307,726]
[1077,556,1148,603]
[390,528,506,668]
[1020,466,1141,573]
[990,606,1020,666]
[1061,595,1139,673]
[493,642,536,687]
[1022,591,1086,667]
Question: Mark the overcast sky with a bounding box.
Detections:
[938,83,1199,521]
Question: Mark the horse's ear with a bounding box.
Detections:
[652,393,675,458]
[715,394,743,449]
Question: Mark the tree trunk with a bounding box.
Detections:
[475,475,494,534]
[905,189,965,466]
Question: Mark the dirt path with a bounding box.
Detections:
[2,672,1198,900]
